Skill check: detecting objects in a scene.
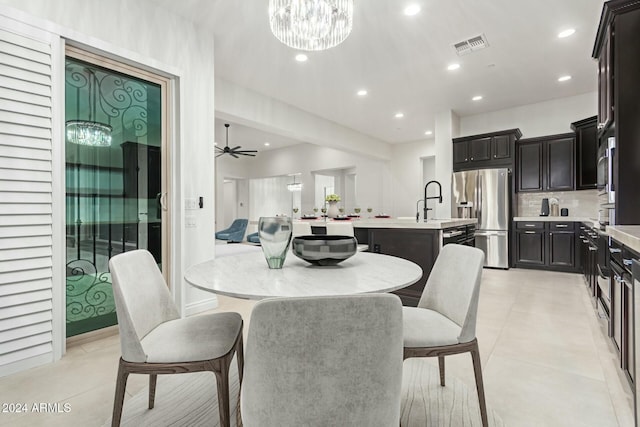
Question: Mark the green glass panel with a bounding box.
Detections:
[65,57,163,337]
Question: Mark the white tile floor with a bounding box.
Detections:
[0,268,633,426]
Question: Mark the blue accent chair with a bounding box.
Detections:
[215,219,248,243]
[246,232,260,244]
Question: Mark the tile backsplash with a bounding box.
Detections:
[517,189,599,218]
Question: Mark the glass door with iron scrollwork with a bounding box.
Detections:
[64,52,168,337]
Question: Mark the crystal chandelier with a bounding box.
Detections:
[66,121,112,147]
[269,0,354,51]
[66,67,112,147]
[287,175,303,191]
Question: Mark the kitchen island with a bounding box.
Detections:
[305,217,477,306]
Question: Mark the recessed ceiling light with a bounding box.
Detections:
[558,75,572,82]
[264,142,270,146]
[558,28,576,38]
[447,63,461,71]
[357,89,368,96]
[395,112,404,118]
[425,130,433,136]
[472,95,483,101]
[214,142,218,146]
[295,53,308,62]
[403,4,421,16]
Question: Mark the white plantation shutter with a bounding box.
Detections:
[0,17,62,376]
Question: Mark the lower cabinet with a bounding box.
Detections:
[367,228,440,307]
[514,221,578,271]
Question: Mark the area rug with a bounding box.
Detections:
[105,359,504,426]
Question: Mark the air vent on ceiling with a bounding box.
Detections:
[453,34,489,56]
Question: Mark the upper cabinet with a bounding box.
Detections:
[571,116,598,190]
[517,133,575,193]
[452,129,522,172]
[593,0,640,224]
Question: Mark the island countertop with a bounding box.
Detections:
[606,226,640,254]
[301,218,477,230]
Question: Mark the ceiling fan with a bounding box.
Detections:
[215,123,258,158]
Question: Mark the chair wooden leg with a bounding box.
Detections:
[438,356,445,386]
[148,374,158,409]
[470,342,488,427]
[112,359,129,427]
[214,357,232,427]
[236,333,244,386]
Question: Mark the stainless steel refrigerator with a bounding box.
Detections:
[452,168,510,268]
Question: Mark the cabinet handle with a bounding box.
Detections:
[524,224,536,227]
[589,247,598,251]
[597,123,604,129]
[609,248,622,254]
[555,224,569,228]
[582,239,589,243]
[525,231,536,234]
[623,259,633,267]
[470,157,474,160]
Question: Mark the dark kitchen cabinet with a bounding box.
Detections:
[452,129,522,171]
[548,229,575,268]
[546,136,575,191]
[469,137,491,162]
[515,229,545,266]
[453,142,469,165]
[517,141,543,192]
[571,116,598,190]
[368,228,440,307]
[492,135,512,160]
[516,133,575,192]
[514,221,579,272]
[593,1,640,225]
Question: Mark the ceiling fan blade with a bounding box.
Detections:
[215,152,225,158]
[215,146,225,152]
[235,149,258,153]
[237,152,256,157]
[230,146,242,151]
[230,152,239,158]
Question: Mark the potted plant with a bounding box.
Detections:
[325,194,341,218]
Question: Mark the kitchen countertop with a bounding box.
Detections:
[513,216,599,227]
[298,218,477,230]
[605,226,640,254]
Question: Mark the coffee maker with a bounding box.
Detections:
[540,198,550,216]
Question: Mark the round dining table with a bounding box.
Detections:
[184,250,423,300]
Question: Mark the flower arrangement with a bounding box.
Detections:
[325,194,341,202]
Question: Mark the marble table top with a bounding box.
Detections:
[185,250,423,300]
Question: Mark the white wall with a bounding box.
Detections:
[459,92,598,138]
[216,78,392,160]
[0,0,220,318]
[389,139,436,218]
[223,143,391,218]
[222,180,237,229]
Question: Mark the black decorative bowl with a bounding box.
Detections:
[291,235,357,266]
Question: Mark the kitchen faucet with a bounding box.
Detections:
[421,180,443,222]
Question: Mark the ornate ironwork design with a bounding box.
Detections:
[65,258,115,322]
[65,60,149,139]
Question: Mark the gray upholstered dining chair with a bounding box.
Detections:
[108,249,243,427]
[240,294,403,427]
[403,244,487,427]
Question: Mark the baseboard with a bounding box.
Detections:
[185,297,219,316]
[0,353,53,378]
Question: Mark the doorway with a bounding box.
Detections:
[64,47,171,337]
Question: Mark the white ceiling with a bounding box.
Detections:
[214,118,301,153]
[150,0,604,144]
